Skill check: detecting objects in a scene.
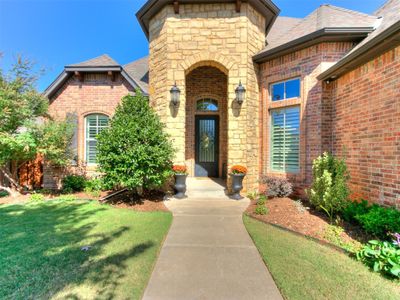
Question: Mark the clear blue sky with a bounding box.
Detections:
[0,0,385,91]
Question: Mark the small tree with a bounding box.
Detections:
[308,152,350,223]
[96,92,174,194]
[0,55,74,196]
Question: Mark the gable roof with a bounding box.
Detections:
[123,56,149,95]
[136,0,280,39]
[319,0,400,80]
[44,55,149,99]
[67,54,119,68]
[254,4,377,62]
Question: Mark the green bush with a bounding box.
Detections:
[255,205,268,215]
[29,193,45,202]
[356,205,400,239]
[0,190,9,198]
[97,91,174,192]
[84,177,104,192]
[62,175,86,192]
[342,200,400,239]
[357,240,400,279]
[308,152,350,223]
[342,200,370,223]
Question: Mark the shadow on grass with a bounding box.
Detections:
[0,202,154,299]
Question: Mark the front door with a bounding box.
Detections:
[195,116,219,177]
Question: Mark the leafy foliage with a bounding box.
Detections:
[62,175,86,192]
[255,205,268,215]
[323,225,362,253]
[0,190,9,198]
[357,240,400,279]
[307,153,349,223]
[84,177,104,192]
[342,200,370,223]
[0,56,74,193]
[97,92,174,192]
[260,176,293,198]
[355,205,400,239]
[342,200,400,239]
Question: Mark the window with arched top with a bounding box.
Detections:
[85,114,109,164]
[196,99,218,112]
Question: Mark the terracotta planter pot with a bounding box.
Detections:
[174,174,187,199]
[230,173,245,200]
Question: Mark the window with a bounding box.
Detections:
[270,106,300,172]
[271,78,300,101]
[85,114,109,164]
[196,99,218,112]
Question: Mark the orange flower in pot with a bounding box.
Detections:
[172,165,188,199]
[229,165,247,200]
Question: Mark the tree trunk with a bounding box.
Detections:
[0,166,23,197]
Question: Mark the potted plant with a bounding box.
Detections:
[229,165,247,200]
[173,165,188,199]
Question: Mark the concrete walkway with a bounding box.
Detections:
[142,178,282,300]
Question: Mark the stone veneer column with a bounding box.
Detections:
[148,3,266,191]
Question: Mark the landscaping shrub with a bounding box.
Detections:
[29,193,45,202]
[0,190,9,198]
[308,152,349,223]
[260,176,292,198]
[246,191,258,201]
[96,92,174,193]
[342,200,370,223]
[357,240,400,279]
[84,177,104,193]
[255,205,268,215]
[355,205,400,239]
[62,175,86,192]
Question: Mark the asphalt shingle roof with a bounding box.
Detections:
[67,54,120,67]
[263,4,378,53]
[123,57,149,94]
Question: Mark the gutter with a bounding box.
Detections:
[253,27,374,63]
[318,20,400,81]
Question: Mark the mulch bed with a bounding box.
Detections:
[246,197,371,248]
[101,190,169,212]
[0,189,169,212]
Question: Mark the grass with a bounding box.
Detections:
[243,215,400,300]
[0,199,172,299]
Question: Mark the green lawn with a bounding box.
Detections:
[0,200,172,299]
[244,215,400,300]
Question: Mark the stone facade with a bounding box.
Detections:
[329,46,400,208]
[259,42,354,191]
[148,3,266,190]
[45,73,134,188]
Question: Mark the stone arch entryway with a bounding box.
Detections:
[185,63,228,179]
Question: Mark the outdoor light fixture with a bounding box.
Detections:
[170,82,181,107]
[235,81,246,105]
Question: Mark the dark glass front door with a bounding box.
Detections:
[195,116,219,177]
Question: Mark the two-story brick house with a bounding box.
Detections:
[44,0,400,207]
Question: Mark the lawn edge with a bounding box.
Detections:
[244,213,350,254]
[139,211,173,300]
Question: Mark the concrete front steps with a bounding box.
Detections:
[184,177,229,199]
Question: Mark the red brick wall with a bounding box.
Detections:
[185,66,228,178]
[45,72,134,188]
[330,46,400,207]
[259,42,354,191]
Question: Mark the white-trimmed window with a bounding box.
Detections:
[85,114,109,164]
[270,106,300,172]
[270,78,300,101]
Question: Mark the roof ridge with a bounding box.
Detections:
[374,0,396,16]
[67,54,120,67]
[321,4,377,18]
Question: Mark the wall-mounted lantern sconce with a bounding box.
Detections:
[170,82,181,107]
[235,81,246,105]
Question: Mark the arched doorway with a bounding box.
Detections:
[185,65,228,178]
